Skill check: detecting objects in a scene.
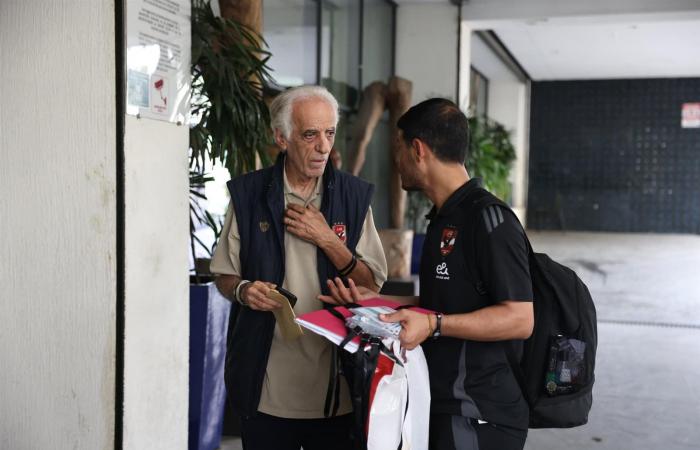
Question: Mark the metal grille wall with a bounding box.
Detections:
[528,78,700,233]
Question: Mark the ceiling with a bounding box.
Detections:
[398,0,700,80]
[493,18,700,80]
[264,0,700,80]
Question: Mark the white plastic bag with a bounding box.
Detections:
[366,340,430,450]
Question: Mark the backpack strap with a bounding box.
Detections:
[324,345,341,418]
[324,306,360,418]
[457,189,533,398]
[459,188,506,294]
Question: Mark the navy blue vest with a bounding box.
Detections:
[224,153,374,416]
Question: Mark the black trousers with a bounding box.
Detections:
[429,415,528,450]
[241,412,354,450]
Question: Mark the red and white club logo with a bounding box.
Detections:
[440,228,458,256]
[333,224,347,243]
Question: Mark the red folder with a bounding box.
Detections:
[295,298,433,353]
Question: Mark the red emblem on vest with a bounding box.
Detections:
[440,228,458,256]
[333,224,347,243]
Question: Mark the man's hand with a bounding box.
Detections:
[318,277,378,306]
[284,203,336,247]
[241,281,281,311]
[380,309,433,350]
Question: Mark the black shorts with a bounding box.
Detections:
[429,414,528,450]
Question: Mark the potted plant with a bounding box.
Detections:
[188,1,273,448]
[189,0,273,274]
[466,115,516,202]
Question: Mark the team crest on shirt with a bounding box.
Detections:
[333,223,347,243]
[259,221,270,232]
[440,227,458,256]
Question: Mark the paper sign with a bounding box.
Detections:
[126,0,190,123]
[681,102,700,128]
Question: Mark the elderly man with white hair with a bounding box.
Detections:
[211,85,387,450]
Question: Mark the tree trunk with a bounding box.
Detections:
[219,0,262,35]
[386,76,413,229]
[348,81,387,176]
[219,0,264,168]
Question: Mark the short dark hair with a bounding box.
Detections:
[396,98,469,163]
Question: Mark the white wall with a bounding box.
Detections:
[470,34,529,222]
[458,23,472,110]
[122,117,189,448]
[0,1,116,449]
[460,0,700,25]
[396,2,459,103]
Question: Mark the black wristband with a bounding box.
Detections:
[338,255,357,276]
[432,313,443,339]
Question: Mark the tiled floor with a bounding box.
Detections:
[219,436,242,450]
[217,232,700,450]
[524,232,700,450]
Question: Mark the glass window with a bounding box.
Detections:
[361,0,394,89]
[264,0,318,87]
[470,67,489,116]
[320,0,361,108]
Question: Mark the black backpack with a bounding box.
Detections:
[462,188,597,429]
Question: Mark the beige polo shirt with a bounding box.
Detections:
[210,169,387,419]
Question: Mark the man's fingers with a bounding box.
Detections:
[326,279,348,304]
[284,208,304,221]
[379,311,404,323]
[318,294,341,305]
[398,328,412,349]
[285,204,306,218]
[325,279,342,303]
[250,295,281,310]
[287,203,305,212]
[246,296,272,310]
[245,282,281,310]
[285,224,307,239]
[347,278,364,301]
[326,278,355,305]
[257,282,273,295]
[334,277,353,303]
[402,341,418,351]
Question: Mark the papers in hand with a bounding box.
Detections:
[295,298,432,353]
[345,306,402,339]
[267,289,304,341]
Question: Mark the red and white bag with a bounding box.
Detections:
[366,339,430,450]
[295,300,431,450]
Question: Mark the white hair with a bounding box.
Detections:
[270,85,340,139]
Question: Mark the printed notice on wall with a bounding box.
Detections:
[681,103,700,129]
[126,0,190,123]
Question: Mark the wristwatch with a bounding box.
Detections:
[431,313,443,339]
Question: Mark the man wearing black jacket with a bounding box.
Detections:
[211,86,387,450]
